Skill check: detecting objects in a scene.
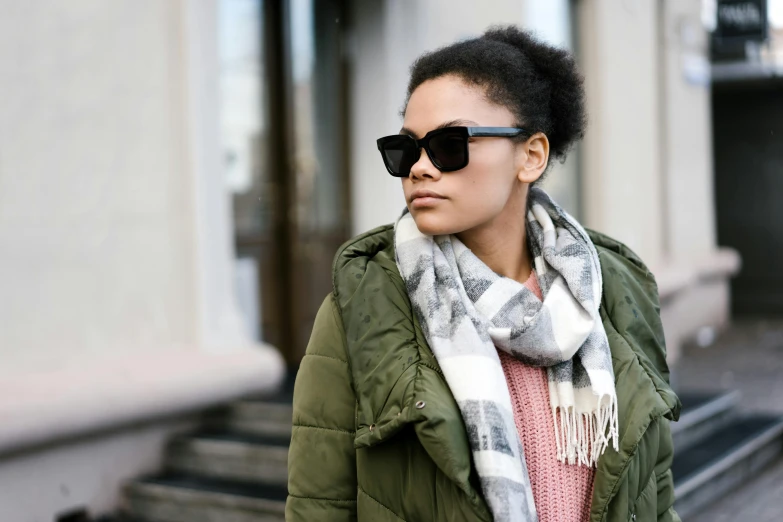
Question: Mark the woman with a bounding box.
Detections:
[286,26,680,522]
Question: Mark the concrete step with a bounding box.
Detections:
[672,390,740,451]
[95,516,150,522]
[165,431,289,486]
[125,474,286,522]
[202,369,295,439]
[673,414,783,519]
[204,400,293,439]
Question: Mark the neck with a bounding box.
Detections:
[455,189,532,284]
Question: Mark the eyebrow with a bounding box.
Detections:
[399,119,479,139]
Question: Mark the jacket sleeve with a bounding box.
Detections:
[654,417,682,522]
[286,295,358,521]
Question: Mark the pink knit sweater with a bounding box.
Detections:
[498,270,595,522]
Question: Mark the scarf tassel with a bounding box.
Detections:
[552,394,619,467]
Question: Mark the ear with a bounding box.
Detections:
[515,132,549,184]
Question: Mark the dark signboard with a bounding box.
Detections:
[714,0,768,42]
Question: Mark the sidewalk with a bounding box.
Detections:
[675,319,783,521]
[687,461,783,522]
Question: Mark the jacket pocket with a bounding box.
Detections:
[629,472,657,522]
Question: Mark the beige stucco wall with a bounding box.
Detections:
[576,0,737,362]
[0,418,194,522]
[0,0,280,368]
[0,2,284,518]
[660,0,718,260]
[656,0,736,362]
[577,0,664,267]
[0,1,198,375]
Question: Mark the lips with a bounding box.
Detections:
[409,189,446,203]
[409,189,447,210]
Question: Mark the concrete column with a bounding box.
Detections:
[655,0,738,365]
[576,0,664,267]
[576,0,739,365]
[659,0,717,259]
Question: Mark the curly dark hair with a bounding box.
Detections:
[404,25,587,180]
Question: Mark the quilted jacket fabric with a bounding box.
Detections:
[285,225,682,522]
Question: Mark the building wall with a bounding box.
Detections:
[0,0,197,375]
[0,1,284,518]
[576,0,719,272]
[660,0,717,261]
[0,0,272,376]
[0,418,194,522]
[576,0,664,266]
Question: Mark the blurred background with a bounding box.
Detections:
[1,0,782,521]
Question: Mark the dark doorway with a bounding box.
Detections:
[713,78,783,315]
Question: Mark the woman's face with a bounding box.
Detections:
[401,75,536,236]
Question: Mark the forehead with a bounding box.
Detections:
[403,75,514,135]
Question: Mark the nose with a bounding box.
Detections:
[408,147,442,181]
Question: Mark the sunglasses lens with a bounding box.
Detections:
[428,129,467,171]
[380,137,417,177]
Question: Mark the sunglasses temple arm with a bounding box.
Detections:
[467,127,526,137]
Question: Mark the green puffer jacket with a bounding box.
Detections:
[286,225,681,522]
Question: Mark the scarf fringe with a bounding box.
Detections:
[552,394,619,467]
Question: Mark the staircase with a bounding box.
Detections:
[108,380,783,522]
[120,376,295,522]
[672,391,783,519]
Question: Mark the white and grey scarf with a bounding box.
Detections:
[394,187,618,522]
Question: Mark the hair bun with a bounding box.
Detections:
[483,26,586,161]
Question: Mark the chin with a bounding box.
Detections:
[410,211,461,236]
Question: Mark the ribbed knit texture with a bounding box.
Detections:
[498,269,596,522]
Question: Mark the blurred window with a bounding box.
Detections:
[219,0,349,362]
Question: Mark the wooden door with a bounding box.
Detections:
[221,0,351,366]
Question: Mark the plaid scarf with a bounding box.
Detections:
[394,187,618,522]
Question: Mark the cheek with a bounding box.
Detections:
[456,155,515,210]
[455,172,512,216]
[414,170,513,235]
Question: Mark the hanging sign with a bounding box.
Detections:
[714,0,768,42]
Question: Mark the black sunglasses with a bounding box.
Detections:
[376,126,527,177]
